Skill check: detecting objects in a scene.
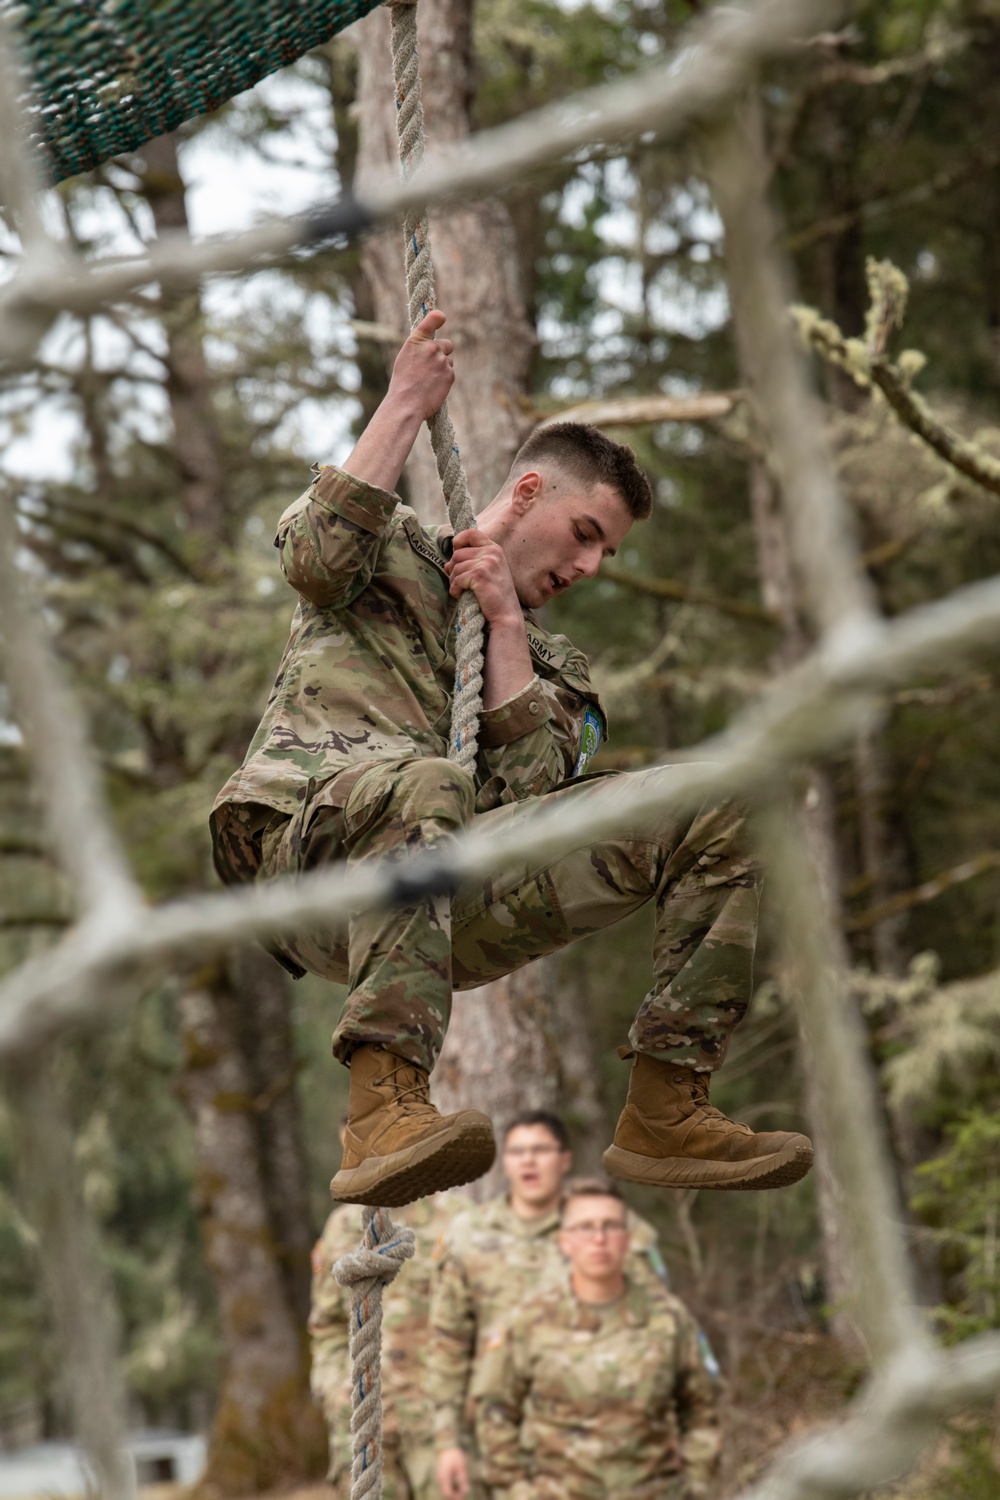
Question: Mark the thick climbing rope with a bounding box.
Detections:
[334,1206,416,1499]
[388,0,486,775]
[332,12,482,1499]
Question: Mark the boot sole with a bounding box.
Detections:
[602,1136,814,1191]
[330,1119,496,1207]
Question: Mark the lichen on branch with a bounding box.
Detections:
[792,257,1000,499]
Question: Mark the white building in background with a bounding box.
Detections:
[0,1431,206,1496]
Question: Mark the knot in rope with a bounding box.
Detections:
[334,1206,416,1500]
[388,0,485,772]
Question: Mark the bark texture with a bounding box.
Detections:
[354,0,535,520]
[138,132,323,1492]
[229,948,315,1327]
[140,136,230,543]
[177,977,324,1495]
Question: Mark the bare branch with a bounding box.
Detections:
[601,561,779,624]
[26,492,199,578]
[784,145,1000,255]
[870,358,1000,497]
[535,392,742,429]
[7,1059,136,1500]
[793,282,1000,500]
[761,806,925,1365]
[0,498,142,927]
[845,850,1000,934]
[704,101,877,647]
[0,12,55,254]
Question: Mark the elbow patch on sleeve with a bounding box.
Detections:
[312,465,399,534]
[479,677,555,747]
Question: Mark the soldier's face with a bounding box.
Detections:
[503,1124,573,1212]
[499,473,634,610]
[558,1196,631,1279]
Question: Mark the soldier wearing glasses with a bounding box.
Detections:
[427,1111,671,1500]
[471,1178,720,1500]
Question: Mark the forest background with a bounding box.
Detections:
[3,0,1000,1495]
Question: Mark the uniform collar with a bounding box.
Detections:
[400,510,453,573]
[488,1195,561,1239]
[567,1275,650,1331]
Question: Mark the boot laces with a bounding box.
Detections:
[679,1070,750,1131]
[376,1061,433,1116]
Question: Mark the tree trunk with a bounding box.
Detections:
[138,136,230,543]
[747,456,863,1349]
[177,976,324,1496]
[806,93,868,413]
[230,948,315,1327]
[852,723,905,977]
[137,132,322,1490]
[353,0,535,520]
[348,0,602,1170]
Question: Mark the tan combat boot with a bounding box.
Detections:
[330,1044,496,1206]
[603,1051,813,1191]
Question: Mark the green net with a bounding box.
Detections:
[5,0,383,183]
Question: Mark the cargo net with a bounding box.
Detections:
[1,0,382,182]
[3,2,1000,1499]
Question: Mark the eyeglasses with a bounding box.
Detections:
[503,1145,563,1158]
[561,1220,629,1238]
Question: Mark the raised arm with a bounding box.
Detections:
[343,308,454,493]
[275,310,454,608]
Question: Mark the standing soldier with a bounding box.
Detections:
[310,1188,459,1499]
[428,1111,673,1500]
[472,1178,720,1500]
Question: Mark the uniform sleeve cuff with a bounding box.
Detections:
[479,676,554,747]
[433,1413,464,1448]
[312,464,399,534]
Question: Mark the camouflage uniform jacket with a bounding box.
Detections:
[210,465,606,879]
[310,1194,461,1478]
[425,1194,669,1449]
[471,1276,720,1500]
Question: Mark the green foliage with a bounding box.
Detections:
[914,1110,1000,1341]
[922,1422,1000,1500]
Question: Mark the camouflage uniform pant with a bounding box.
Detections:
[506,1476,692,1500]
[258,756,760,1075]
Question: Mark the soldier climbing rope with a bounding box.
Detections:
[333,5,484,1494]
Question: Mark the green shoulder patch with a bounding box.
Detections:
[573,705,603,776]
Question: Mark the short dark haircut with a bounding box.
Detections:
[560,1176,626,1220]
[503,1109,571,1152]
[510,422,653,522]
